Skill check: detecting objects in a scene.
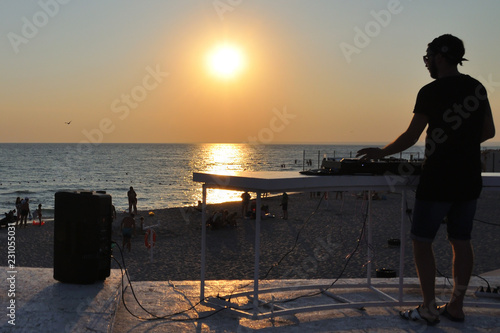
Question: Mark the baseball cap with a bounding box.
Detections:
[428,34,468,66]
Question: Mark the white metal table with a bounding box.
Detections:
[193,171,500,318]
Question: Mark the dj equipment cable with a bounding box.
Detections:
[221,193,327,297]
[112,191,386,320]
[473,218,500,227]
[108,192,331,321]
[250,194,371,307]
[260,193,325,280]
[404,199,496,295]
[111,241,227,322]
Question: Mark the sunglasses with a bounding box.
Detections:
[423,54,434,64]
[423,50,439,64]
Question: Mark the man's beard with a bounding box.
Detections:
[428,61,438,79]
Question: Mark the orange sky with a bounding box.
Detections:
[2,1,500,144]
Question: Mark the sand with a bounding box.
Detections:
[3,190,500,282]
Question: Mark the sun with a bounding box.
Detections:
[207,44,245,79]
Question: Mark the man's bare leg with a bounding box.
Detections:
[444,239,473,319]
[413,240,438,312]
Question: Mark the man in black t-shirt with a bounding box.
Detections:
[357,34,495,325]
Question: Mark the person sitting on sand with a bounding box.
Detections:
[121,213,136,252]
[195,200,203,212]
[227,211,238,227]
[211,210,225,229]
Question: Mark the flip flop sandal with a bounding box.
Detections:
[438,304,465,322]
[400,305,440,326]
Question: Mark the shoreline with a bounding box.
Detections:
[2,191,500,282]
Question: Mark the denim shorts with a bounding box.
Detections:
[411,199,477,242]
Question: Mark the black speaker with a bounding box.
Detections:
[54,190,113,284]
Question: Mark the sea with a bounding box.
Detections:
[1,142,494,220]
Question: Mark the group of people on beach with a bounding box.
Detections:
[12,197,43,228]
[241,191,289,220]
[120,186,155,253]
[206,209,238,229]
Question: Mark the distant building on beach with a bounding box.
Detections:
[481,149,500,172]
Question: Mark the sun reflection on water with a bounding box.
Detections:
[205,143,247,174]
[192,143,251,204]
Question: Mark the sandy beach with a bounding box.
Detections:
[4,190,500,283]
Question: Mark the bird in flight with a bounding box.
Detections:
[65,121,72,125]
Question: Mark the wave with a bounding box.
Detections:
[0,189,39,195]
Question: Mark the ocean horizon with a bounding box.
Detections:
[1,142,498,219]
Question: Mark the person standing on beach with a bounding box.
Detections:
[127,186,137,215]
[20,197,30,228]
[15,197,22,227]
[357,34,495,325]
[241,191,250,217]
[121,213,136,252]
[139,216,144,233]
[37,203,42,226]
[280,192,288,220]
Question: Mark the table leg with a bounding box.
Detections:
[253,191,262,316]
[367,190,372,286]
[200,184,207,301]
[399,189,407,302]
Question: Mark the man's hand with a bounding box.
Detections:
[356,147,384,160]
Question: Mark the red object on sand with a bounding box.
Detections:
[32,220,45,226]
[145,229,156,248]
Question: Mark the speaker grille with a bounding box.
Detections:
[53,191,112,284]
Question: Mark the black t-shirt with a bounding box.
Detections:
[413,74,488,201]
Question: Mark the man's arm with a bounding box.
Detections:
[357,113,428,160]
[481,101,495,143]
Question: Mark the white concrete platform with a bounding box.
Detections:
[2,267,500,332]
[0,267,122,332]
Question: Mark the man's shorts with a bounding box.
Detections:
[411,199,477,242]
[122,227,132,239]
